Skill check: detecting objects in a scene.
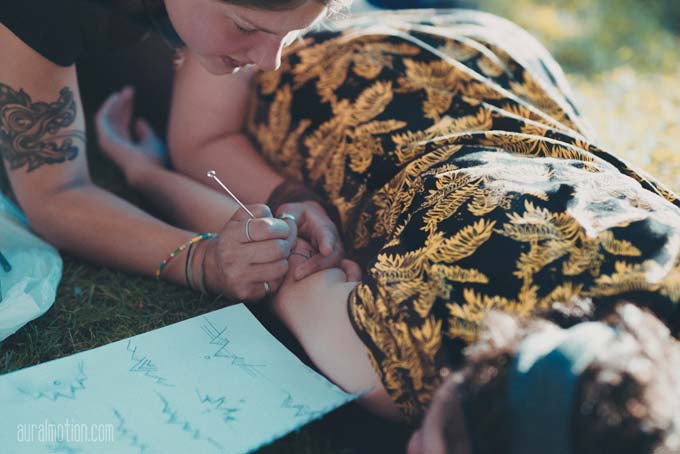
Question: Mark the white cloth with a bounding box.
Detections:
[0,194,62,342]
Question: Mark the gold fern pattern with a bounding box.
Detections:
[245,11,680,420]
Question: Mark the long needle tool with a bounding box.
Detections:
[207,170,255,219]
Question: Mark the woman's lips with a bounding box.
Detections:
[222,56,246,69]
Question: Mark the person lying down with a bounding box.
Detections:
[96,8,680,453]
[244,8,680,419]
[405,303,680,454]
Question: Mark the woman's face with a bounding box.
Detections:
[163,0,327,74]
[407,372,472,454]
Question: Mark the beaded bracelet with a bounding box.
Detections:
[156,233,217,280]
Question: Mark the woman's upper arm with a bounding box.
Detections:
[167,50,255,158]
[0,23,89,219]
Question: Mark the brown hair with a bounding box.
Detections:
[221,0,350,14]
[450,304,680,454]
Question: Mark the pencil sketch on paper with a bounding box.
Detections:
[1,304,355,454]
[156,392,224,452]
[201,318,266,378]
[17,361,87,401]
[113,408,151,454]
[127,340,174,387]
[196,389,243,425]
[282,392,322,419]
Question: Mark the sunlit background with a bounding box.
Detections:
[352,0,680,192]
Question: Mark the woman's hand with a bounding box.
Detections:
[274,201,361,282]
[95,86,168,184]
[281,237,360,287]
[202,204,297,302]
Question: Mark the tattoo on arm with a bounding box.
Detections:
[0,83,85,172]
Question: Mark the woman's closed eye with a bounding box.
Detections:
[234,21,257,36]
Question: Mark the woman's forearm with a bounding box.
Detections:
[171,132,284,205]
[128,164,241,234]
[124,134,286,234]
[270,271,403,420]
[28,182,201,285]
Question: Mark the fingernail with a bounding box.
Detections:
[271,219,290,235]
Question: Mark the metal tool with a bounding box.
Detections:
[207,170,255,219]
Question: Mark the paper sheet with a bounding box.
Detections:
[0,304,355,453]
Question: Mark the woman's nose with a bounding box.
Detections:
[248,33,286,72]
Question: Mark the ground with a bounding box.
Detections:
[1,1,679,453]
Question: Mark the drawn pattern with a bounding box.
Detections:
[48,439,82,454]
[156,392,223,451]
[1,304,353,454]
[196,389,242,425]
[17,361,87,401]
[281,392,322,419]
[201,318,266,378]
[113,408,151,453]
[127,341,173,387]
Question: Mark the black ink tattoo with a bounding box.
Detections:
[0,83,84,172]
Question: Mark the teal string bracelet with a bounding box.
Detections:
[156,233,217,279]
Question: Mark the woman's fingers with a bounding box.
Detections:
[243,238,293,263]
[279,212,298,250]
[117,86,134,132]
[95,93,123,147]
[214,256,288,302]
[288,203,337,256]
[95,86,136,149]
[208,203,299,301]
[340,259,362,282]
[228,217,291,244]
[255,278,284,300]
[135,117,154,141]
[317,223,337,256]
[248,260,289,283]
[293,241,343,280]
[231,204,272,220]
[224,204,289,244]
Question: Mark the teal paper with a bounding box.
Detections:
[0,304,356,453]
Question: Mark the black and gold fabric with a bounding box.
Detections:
[246,10,680,420]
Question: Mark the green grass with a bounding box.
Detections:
[2,0,679,452]
[476,0,680,74]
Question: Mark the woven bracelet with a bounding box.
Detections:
[156,233,217,279]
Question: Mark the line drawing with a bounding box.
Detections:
[196,389,242,425]
[127,341,174,387]
[281,392,322,419]
[201,318,267,378]
[113,408,151,453]
[17,361,87,401]
[156,392,223,451]
[48,439,83,454]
